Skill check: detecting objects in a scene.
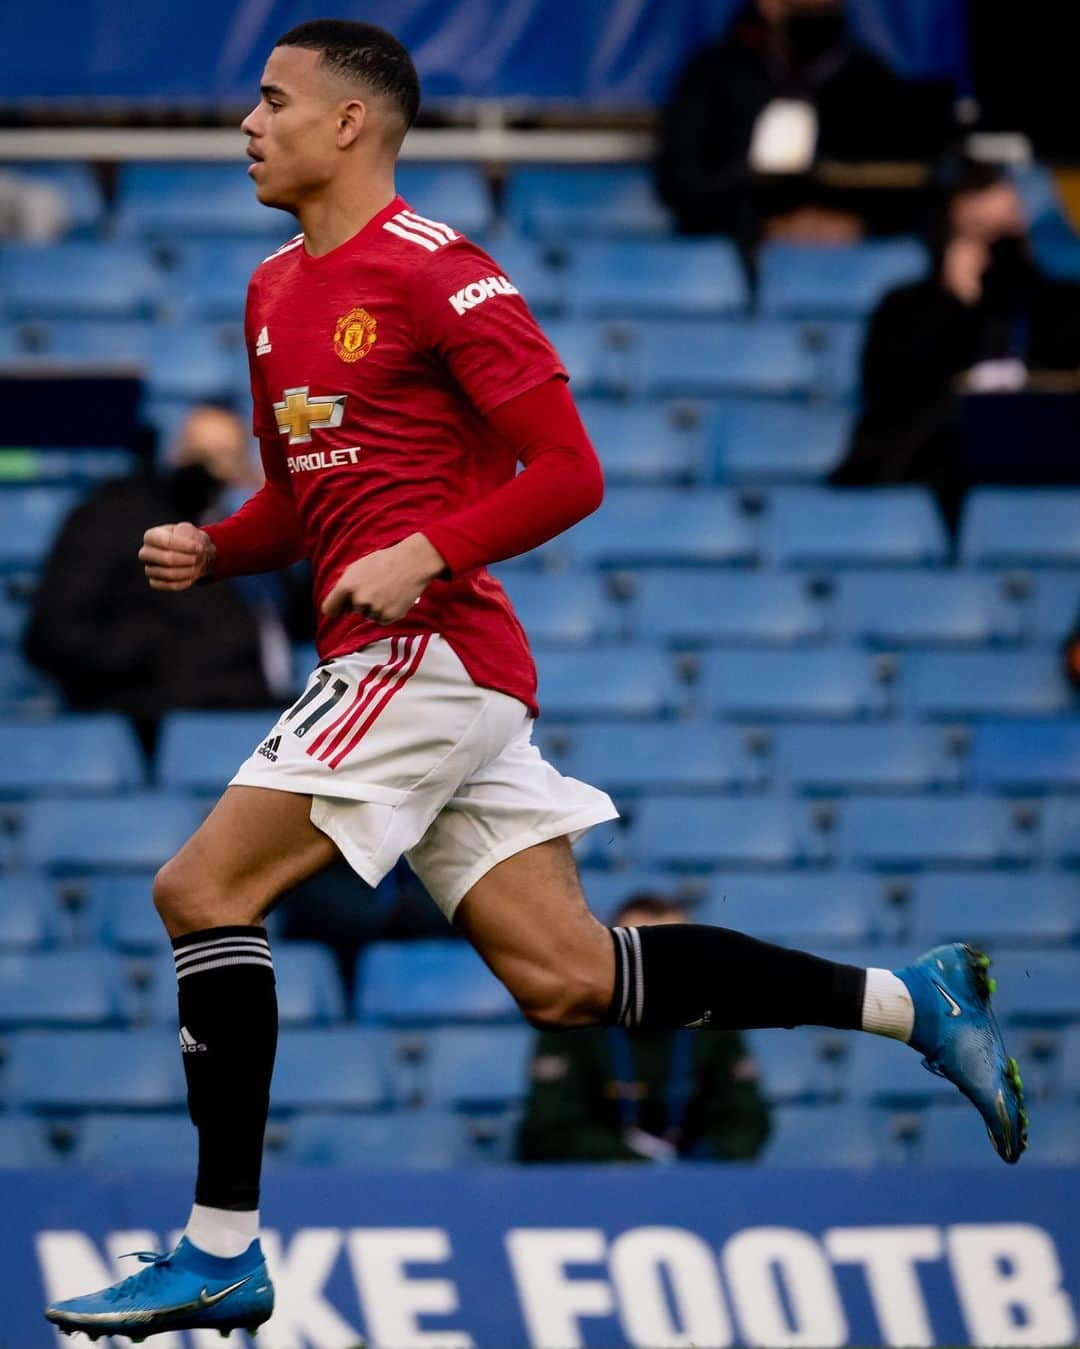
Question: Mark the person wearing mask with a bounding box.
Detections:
[518,893,771,1163]
[25,405,296,753]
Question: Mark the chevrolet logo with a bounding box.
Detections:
[273,385,347,445]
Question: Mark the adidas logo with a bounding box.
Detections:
[179,1026,207,1054]
[258,734,282,762]
[256,325,272,356]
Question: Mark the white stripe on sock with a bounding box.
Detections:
[176,955,275,980]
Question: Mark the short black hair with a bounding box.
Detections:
[275,19,421,129]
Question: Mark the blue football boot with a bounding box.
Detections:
[44,1236,273,1341]
[896,942,1028,1164]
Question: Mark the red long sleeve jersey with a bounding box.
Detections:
[209,194,573,717]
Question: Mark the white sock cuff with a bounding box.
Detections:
[861,967,915,1043]
[186,1203,260,1259]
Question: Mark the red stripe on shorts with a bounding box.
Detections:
[305,637,401,760]
[327,632,431,770]
[313,636,417,765]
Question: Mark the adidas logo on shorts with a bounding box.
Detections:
[258,734,282,762]
[179,1026,207,1054]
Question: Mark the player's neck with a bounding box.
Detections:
[297,176,397,259]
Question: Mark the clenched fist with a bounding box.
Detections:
[139,521,216,591]
[321,532,446,624]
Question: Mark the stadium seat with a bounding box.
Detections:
[981,952,1079,1025]
[5,1029,185,1109]
[635,570,828,645]
[758,239,928,319]
[760,1105,881,1167]
[75,1113,196,1171]
[115,163,296,238]
[574,870,707,923]
[1033,571,1080,641]
[0,716,144,795]
[356,941,518,1025]
[801,319,865,401]
[541,722,768,793]
[634,796,801,868]
[961,489,1080,566]
[1043,797,1080,865]
[846,1035,960,1104]
[835,571,1024,645]
[639,320,818,398]
[538,319,609,393]
[0,486,78,569]
[271,1028,390,1110]
[765,487,948,567]
[37,321,237,401]
[423,1027,533,1109]
[921,1101,1078,1166]
[843,796,1028,868]
[706,400,852,483]
[779,724,957,793]
[0,875,58,950]
[495,573,613,645]
[533,647,680,720]
[577,400,702,486]
[0,241,160,320]
[974,720,1080,792]
[706,649,885,720]
[505,166,672,239]
[0,951,121,1028]
[746,1028,850,1103]
[569,488,759,567]
[22,793,206,872]
[483,238,568,315]
[912,873,1079,948]
[0,587,25,643]
[911,649,1070,718]
[571,239,747,318]
[156,710,272,792]
[88,874,161,951]
[268,1110,465,1168]
[0,161,105,237]
[395,165,493,237]
[0,1115,58,1169]
[695,872,878,944]
[1058,1025,1080,1098]
[164,238,280,320]
[0,648,55,715]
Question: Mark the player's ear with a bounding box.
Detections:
[336,98,366,149]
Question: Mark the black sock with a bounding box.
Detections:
[607,924,865,1031]
[173,926,277,1211]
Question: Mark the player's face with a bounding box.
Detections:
[241,46,349,212]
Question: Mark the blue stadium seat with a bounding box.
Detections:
[984,953,1079,1025]
[640,320,817,398]
[268,1110,465,1168]
[1034,235,1080,284]
[802,319,866,401]
[780,724,955,793]
[22,793,205,872]
[1033,572,1080,641]
[88,875,161,951]
[156,710,272,792]
[921,1101,1078,1166]
[0,162,105,236]
[36,321,237,401]
[538,319,608,393]
[706,649,885,720]
[496,573,613,645]
[706,400,852,483]
[758,239,928,319]
[541,723,767,793]
[5,1029,185,1109]
[634,796,800,868]
[636,570,828,645]
[0,648,55,714]
[356,941,518,1026]
[746,1028,849,1103]
[1043,797,1080,865]
[0,951,121,1028]
[115,164,295,238]
[836,571,1023,646]
[569,488,758,567]
[571,239,747,318]
[484,238,568,315]
[75,1114,196,1171]
[843,797,1028,868]
[0,1115,58,1169]
[396,165,493,237]
[505,166,672,239]
[1058,1025,1080,1098]
[577,401,702,486]
[846,1036,960,1104]
[761,1105,881,1166]
[0,876,59,950]
[766,487,948,567]
[696,872,878,944]
[0,241,159,320]
[423,1027,533,1109]
[974,720,1080,792]
[575,870,706,923]
[164,238,279,320]
[911,650,1070,718]
[533,647,680,720]
[961,490,1080,567]
[0,486,79,569]
[271,1028,390,1110]
[0,716,144,795]
[913,873,1079,948]
[0,587,25,643]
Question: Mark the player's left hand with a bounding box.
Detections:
[321,532,447,624]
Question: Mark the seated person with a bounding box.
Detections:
[518,892,771,1162]
[831,162,1080,531]
[656,0,955,245]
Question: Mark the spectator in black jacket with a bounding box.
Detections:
[25,406,296,753]
[656,0,954,246]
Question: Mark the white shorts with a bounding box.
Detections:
[230,634,618,920]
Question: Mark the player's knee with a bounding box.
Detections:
[151,859,187,928]
[513,962,610,1030]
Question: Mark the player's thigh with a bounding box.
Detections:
[153,785,340,936]
[453,836,614,1028]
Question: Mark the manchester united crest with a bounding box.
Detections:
[333,306,377,363]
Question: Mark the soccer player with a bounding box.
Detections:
[46,20,1026,1341]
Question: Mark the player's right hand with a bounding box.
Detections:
[139,521,215,591]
